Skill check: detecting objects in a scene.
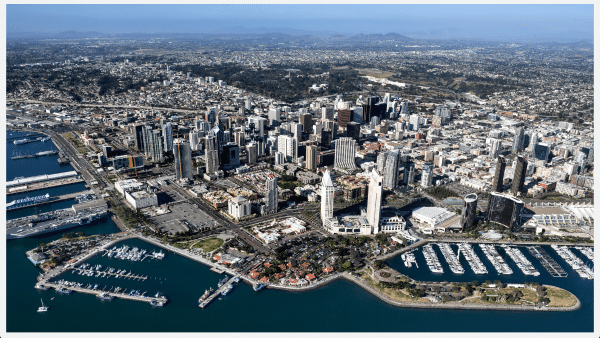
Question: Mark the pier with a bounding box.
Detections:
[71,266,149,281]
[527,246,567,278]
[480,244,512,275]
[457,243,488,274]
[199,276,239,309]
[422,244,443,273]
[35,281,167,306]
[502,245,540,276]
[436,243,464,274]
[7,177,85,195]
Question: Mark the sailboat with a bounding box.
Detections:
[37,299,49,312]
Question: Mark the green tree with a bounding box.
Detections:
[373,260,386,270]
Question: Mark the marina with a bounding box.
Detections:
[101,245,163,262]
[551,245,593,280]
[436,243,464,274]
[457,243,487,274]
[502,245,540,276]
[421,244,443,273]
[479,244,513,275]
[527,246,568,278]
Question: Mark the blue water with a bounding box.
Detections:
[5,130,594,332]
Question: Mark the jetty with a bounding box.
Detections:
[457,242,488,274]
[527,246,567,278]
[198,275,239,309]
[479,244,512,275]
[502,245,540,276]
[436,243,464,274]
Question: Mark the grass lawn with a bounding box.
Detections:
[192,238,223,253]
[545,285,578,307]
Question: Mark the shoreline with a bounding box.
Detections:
[37,232,582,312]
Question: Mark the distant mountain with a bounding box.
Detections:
[350,33,412,42]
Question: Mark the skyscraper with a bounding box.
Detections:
[133,124,144,152]
[485,192,524,231]
[265,175,278,214]
[189,131,201,151]
[173,138,193,181]
[367,169,383,233]
[246,142,258,165]
[491,156,506,193]
[421,163,433,187]
[337,109,353,128]
[162,122,173,152]
[460,193,478,230]
[489,138,501,159]
[142,127,164,163]
[346,121,360,141]
[383,150,400,190]
[205,131,219,175]
[334,137,357,169]
[512,127,524,153]
[409,114,420,131]
[321,169,334,221]
[321,107,334,121]
[511,156,527,196]
[268,107,281,126]
[221,142,240,167]
[376,152,388,174]
[277,135,297,163]
[306,145,318,171]
[300,112,313,134]
[403,161,415,185]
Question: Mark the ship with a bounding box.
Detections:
[37,299,49,312]
[253,283,266,292]
[150,300,164,307]
[36,150,59,157]
[35,284,50,291]
[97,293,114,300]
[7,209,108,240]
[7,193,51,210]
[152,250,165,259]
[14,138,31,145]
[56,288,72,294]
[198,288,214,303]
[221,284,234,296]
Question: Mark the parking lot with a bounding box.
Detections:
[149,202,217,235]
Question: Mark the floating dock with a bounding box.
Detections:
[527,246,567,278]
[35,281,167,306]
[71,266,149,281]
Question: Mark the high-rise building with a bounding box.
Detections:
[337,109,353,128]
[234,131,246,148]
[321,107,334,121]
[404,161,415,185]
[102,144,112,158]
[376,152,388,174]
[133,124,144,152]
[292,122,303,142]
[383,150,400,190]
[367,169,383,233]
[485,192,524,231]
[206,108,216,127]
[491,156,506,193]
[489,138,501,159]
[300,112,313,134]
[321,169,334,221]
[324,120,337,140]
[346,121,360,141]
[189,131,201,151]
[460,193,478,230]
[532,143,550,162]
[268,107,281,126]
[142,127,164,163]
[221,142,240,167]
[320,129,332,149]
[277,135,297,163]
[511,156,527,196]
[161,122,173,153]
[248,116,266,137]
[205,131,219,175]
[265,176,278,214]
[246,142,258,164]
[409,114,420,131]
[421,163,433,187]
[512,127,524,153]
[334,137,357,169]
[306,145,318,171]
[211,125,224,155]
[173,138,193,181]
[274,152,285,165]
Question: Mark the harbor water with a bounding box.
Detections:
[5,130,594,332]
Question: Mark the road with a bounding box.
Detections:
[8,98,199,114]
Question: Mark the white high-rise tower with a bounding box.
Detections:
[321,169,334,221]
[334,137,357,169]
[367,169,383,233]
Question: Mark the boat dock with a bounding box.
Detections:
[437,243,464,274]
[552,245,593,280]
[199,275,239,309]
[210,267,225,274]
[457,243,488,274]
[70,266,149,281]
[34,281,167,306]
[11,150,59,161]
[527,246,567,278]
[575,246,594,262]
[422,244,443,273]
[480,244,513,275]
[502,245,540,276]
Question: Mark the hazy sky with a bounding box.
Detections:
[6,4,594,42]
